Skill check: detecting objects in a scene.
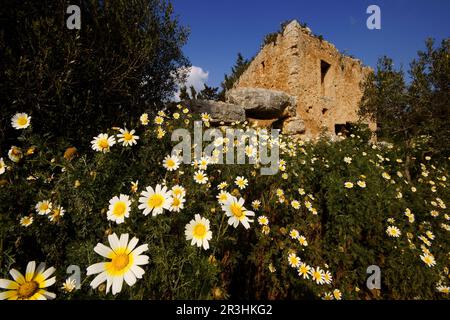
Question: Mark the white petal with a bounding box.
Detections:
[112,276,123,295]
[131,265,145,279]
[25,261,36,281]
[132,244,148,256]
[119,234,129,249]
[124,271,137,286]
[90,271,107,289]
[9,269,25,284]
[108,233,121,251]
[94,243,113,258]
[40,276,56,288]
[127,237,139,253]
[40,266,56,280]
[87,262,106,275]
[0,279,18,289]
[134,255,149,266]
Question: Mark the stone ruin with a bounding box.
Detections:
[183,20,376,138]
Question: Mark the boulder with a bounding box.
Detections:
[226,87,296,119]
[273,117,306,135]
[182,99,246,123]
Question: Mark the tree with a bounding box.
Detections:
[0,0,189,150]
[359,38,450,157]
[179,86,190,101]
[218,53,251,101]
[197,84,220,100]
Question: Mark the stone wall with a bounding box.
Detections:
[234,20,376,137]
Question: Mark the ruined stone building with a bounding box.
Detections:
[233,20,376,138]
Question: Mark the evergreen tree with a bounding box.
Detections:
[218,53,251,101]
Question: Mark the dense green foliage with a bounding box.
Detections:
[0,110,448,299]
[0,0,189,150]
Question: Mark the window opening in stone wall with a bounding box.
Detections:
[320,60,331,96]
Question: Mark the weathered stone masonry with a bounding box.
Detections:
[233,20,376,137]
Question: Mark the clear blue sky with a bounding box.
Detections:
[172,0,450,88]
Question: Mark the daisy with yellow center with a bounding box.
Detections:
[386,226,401,238]
[194,170,208,184]
[357,180,366,188]
[288,253,301,268]
[217,190,231,204]
[0,261,56,300]
[140,113,149,125]
[163,155,180,171]
[420,253,436,267]
[0,158,6,175]
[171,185,186,198]
[426,231,435,240]
[154,116,164,125]
[324,270,333,284]
[11,112,31,130]
[344,182,354,189]
[289,229,300,240]
[86,233,149,295]
[61,278,77,293]
[298,236,308,246]
[107,194,131,224]
[8,146,23,163]
[291,200,300,209]
[201,113,211,122]
[257,215,269,226]
[156,127,166,138]
[311,267,325,285]
[185,214,213,250]
[235,176,248,190]
[333,289,342,300]
[117,128,139,147]
[48,206,65,222]
[173,112,180,119]
[217,182,228,190]
[222,196,255,229]
[169,196,185,212]
[252,200,261,210]
[298,263,311,279]
[35,200,52,215]
[91,133,116,153]
[382,172,391,180]
[437,285,449,294]
[138,184,172,216]
[199,156,210,170]
[322,292,334,300]
[20,216,33,227]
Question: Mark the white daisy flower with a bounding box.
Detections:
[20,216,33,227]
[138,184,172,216]
[235,176,248,190]
[169,196,185,212]
[86,233,149,295]
[91,133,116,153]
[11,113,31,130]
[8,146,23,163]
[221,196,255,229]
[288,253,301,268]
[163,155,180,171]
[35,200,52,215]
[386,226,401,238]
[185,214,213,250]
[117,128,139,146]
[48,206,65,222]
[107,194,131,224]
[0,261,56,300]
[194,170,208,184]
[0,158,6,175]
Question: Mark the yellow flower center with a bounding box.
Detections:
[98,139,109,149]
[166,159,175,167]
[17,116,28,126]
[40,203,49,211]
[230,203,244,218]
[148,194,164,208]
[12,148,21,156]
[18,281,38,299]
[124,132,133,141]
[172,197,181,207]
[193,223,207,238]
[112,254,130,271]
[113,201,127,217]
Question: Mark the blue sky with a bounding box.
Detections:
[172,0,450,89]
